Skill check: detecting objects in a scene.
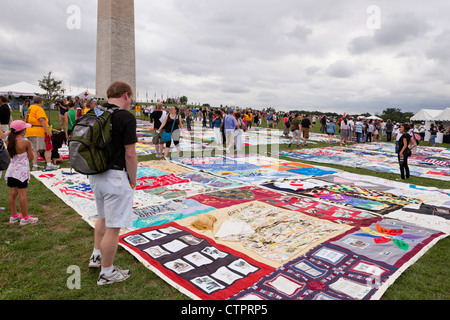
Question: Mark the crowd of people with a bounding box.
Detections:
[1,97,449,228]
[147,104,254,157]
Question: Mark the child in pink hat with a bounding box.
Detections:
[5,120,38,225]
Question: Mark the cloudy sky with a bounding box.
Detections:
[1,0,450,114]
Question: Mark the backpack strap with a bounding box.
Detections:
[169,115,177,134]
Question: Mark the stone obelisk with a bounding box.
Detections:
[96,0,136,99]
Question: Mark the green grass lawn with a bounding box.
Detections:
[0,109,448,300]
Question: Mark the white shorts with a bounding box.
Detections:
[89,170,134,228]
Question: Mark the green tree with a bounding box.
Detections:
[38,71,65,110]
[381,108,413,123]
[180,96,188,104]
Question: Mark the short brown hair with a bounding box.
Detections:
[107,81,133,99]
[33,96,43,104]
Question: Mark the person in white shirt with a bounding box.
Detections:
[408,125,418,153]
[354,118,363,143]
[160,106,167,124]
[367,120,374,142]
[393,122,399,140]
[418,122,426,141]
[347,117,355,143]
[340,119,350,146]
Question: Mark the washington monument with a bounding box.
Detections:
[96,0,136,99]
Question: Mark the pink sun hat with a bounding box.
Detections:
[10,120,32,132]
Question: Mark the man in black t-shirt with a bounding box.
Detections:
[88,81,137,286]
[150,102,165,157]
[301,114,312,146]
[320,115,327,133]
[0,95,11,133]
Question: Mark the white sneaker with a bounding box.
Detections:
[32,165,45,171]
[46,163,60,170]
[88,254,102,268]
[10,213,23,224]
[97,266,131,286]
[20,215,39,226]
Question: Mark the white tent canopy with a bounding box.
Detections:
[432,108,450,122]
[411,108,449,143]
[0,81,97,99]
[410,108,443,121]
[64,89,96,98]
[0,81,45,96]
[364,115,382,120]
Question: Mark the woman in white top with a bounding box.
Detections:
[4,120,37,225]
[0,126,10,211]
[234,112,244,152]
[340,119,350,146]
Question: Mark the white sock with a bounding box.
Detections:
[92,248,101,256]
[47,162,51,166]
[101,265,114,276]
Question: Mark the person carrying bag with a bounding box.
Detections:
[157,106,183,159]
[162,115,177,143]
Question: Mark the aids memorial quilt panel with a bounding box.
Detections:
[274,146,450,181]
[264,180,400,215]
[173,155,337,183]
[135,140,207,156]
[31,170,98,225]
[328,218,446,269]
[190,161,296,183]
[130,198,216,230]
[330,172,450,205]
[280,186,407,215]
[261,195,378,226]
[177,171,247,191]
[171,156,231,167]
[230,242,397,300]
[119,222,275,300]
[140,160,194,175]
[230,217,446,300]
[350,142,450,160]
[187,186,285,209]
[31,161,247,229]
[213,202,348,263]
[384,203,450,234]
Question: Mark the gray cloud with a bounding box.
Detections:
[348,11,431,55]
[374,11,430,45]
[0,1,449,114]
[326,60,357,78]
[426,30,450,64]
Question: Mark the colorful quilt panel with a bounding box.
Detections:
[229,242,397,300]
[329,218,446,268]
[262,195,377,226]
[187,186,284,209]
[119,222,276,300]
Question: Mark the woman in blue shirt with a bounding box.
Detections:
[326,120,336,144]
[213,110,223,145]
